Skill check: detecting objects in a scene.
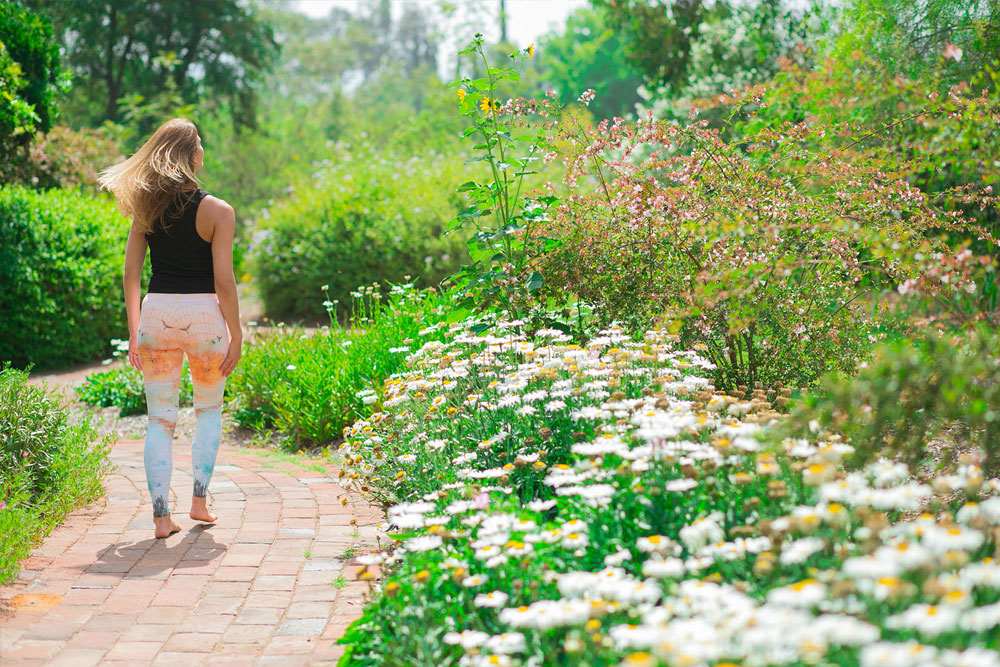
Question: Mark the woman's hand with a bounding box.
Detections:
[128,332,143,371]
[220,336,242,377]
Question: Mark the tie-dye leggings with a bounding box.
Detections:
[136,293,229,517]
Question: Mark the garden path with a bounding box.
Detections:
[0,436,383,666]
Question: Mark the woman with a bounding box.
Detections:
[98,118,242,539]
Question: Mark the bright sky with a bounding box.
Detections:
[290,0,588,46]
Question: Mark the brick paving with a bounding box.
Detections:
[0,437,384,665]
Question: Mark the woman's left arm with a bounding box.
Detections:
[124,221,147,370]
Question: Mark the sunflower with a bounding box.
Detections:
[457,88,467,102]
[479,96,494,113]
[527,43,535,58]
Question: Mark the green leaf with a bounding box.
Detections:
[526,271,544,291]
[445,306,472,323]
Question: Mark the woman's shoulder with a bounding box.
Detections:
[198,192,235,217]
[197,193,236,235]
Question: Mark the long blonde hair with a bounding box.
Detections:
[98,118,201,235]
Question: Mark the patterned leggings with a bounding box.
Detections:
[136,293,229,517]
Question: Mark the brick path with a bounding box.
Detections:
[0,437,384,666]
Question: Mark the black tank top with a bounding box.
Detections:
[145,188,215,293]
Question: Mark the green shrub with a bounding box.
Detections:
[0,186,142,370]
[782,326,1000,474]
[251,144,470,322]
[227,283,453,449]
[0,364,113,584]
[76,361,195,417]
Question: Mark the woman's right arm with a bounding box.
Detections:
[206,197,242,376]
[124,221,147,371]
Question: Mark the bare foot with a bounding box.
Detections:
[153,515,182,539]
[190,497,217,524]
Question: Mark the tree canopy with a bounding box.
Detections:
[0,1,66,177]
[24,0,279,127]
[537,6,645,120]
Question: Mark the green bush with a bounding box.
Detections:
[0,364,113,584]
[782,326,1000,474]
[251,144,470,322]
[0,186,141,370]
[76,360,195,417]
[227,283,452,449]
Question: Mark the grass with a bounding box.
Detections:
[248,448,331,473]
[331,576,348,589]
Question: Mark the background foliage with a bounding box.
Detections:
[0,1,66,181]
[252,145,471,322]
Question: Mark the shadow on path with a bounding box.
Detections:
[86,525,228,577]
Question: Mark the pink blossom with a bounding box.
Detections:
[473,493,489,510]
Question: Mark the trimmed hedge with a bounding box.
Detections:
[251,146,470,322]
[0,186,142,370]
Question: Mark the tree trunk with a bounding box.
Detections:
[499,0,507,43]
[104,6,119,121]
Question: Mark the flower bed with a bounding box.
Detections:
[334,319,1000,666]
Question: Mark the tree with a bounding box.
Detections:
[23,0,279,127]
[592,0,724,91]
[0,1,66,178]
[537,6,645,119]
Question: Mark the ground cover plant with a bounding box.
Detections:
[226,282,456,449]
[0,365,113,584]
[333,318,1000,666]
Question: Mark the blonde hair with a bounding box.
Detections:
[98,118,201,235]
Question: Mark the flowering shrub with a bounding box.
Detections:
[334,318,1000,666]
[18,124,123,192]
[531,96,996,388]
